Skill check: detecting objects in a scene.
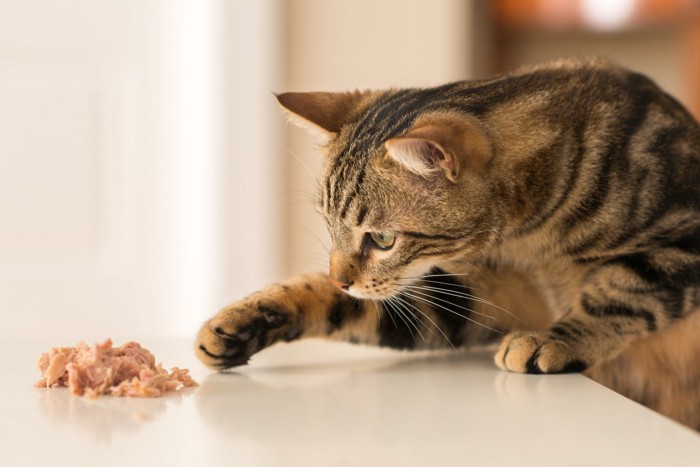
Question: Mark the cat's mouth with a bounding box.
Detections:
[342,285,391,301]
[334,278,402,301]
[341,272,433,301]
[330,261,441,300]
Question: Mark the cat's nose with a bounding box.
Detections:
[329,249,355,291]
[330,277,354,291]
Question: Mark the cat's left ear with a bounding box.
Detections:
[276,91,372,140]
[384,113,490,183]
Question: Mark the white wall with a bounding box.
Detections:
[0,0,477,348]
[0,0,284,341]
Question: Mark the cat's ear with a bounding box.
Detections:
[384,136,457,181]
[384,114,489,183]
[276,91,370,140]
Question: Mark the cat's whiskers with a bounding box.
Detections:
[391,294,456,349]
[401,284,520,322]
[263,166,319,199]
[278,190,319,212]
[383,297,423,341]
[400,286,497,321]
[294,222,331,254]
[399,272,472,280]
[399,290,502,335]
[400,278,484,293]
[370,299,383,325]
[386,294,420,329]
[453,258,490,281]
[286,200,321,210]
[301,260,329,270]
[379,298,398,329]
[281,144,321,190]
[281,188,317,199]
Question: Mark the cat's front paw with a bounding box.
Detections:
[494,331,588,374]
[195,298,299,370]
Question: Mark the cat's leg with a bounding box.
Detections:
[494,257,692,374]
[196,273,367,369]
[195,272,496,370]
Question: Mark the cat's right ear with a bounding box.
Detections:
[275,91,369,141]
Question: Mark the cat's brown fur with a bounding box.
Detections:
[196,58,700,429]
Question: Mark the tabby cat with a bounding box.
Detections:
[196,58,700,429]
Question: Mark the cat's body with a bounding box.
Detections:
[196,58,700,429]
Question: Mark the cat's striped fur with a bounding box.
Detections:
[196,58,700,429]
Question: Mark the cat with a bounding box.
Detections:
[195,57,700,429]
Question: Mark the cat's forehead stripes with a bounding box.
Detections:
[326,91,413,219]
[328,88,453,220]
[323,69,568,222]
[356,205,368,226]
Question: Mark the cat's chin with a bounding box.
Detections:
[343,289,376,300]
[343,288,394,301]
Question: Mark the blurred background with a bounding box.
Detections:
[1,0,698,341]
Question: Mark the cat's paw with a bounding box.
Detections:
[494,331,588,374]
[195,298,299,370]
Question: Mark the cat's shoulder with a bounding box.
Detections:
[512,56,624,75]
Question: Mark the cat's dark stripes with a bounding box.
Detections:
[197,57,700,430]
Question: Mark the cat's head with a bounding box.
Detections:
[278,90,504,299]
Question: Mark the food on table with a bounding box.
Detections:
[35,339,198,398]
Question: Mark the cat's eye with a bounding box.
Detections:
[369,231,396,250]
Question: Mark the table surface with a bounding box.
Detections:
[3,338,700,467]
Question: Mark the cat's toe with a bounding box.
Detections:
[195,300,295,370]
[195,309,262,369]
[495,331,587,374]
[195,324,255,370]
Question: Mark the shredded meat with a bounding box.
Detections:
[35,339,198,398]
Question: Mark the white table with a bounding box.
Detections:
[2,338,699,467]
